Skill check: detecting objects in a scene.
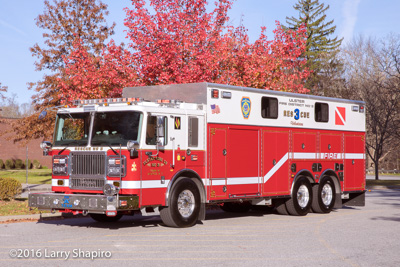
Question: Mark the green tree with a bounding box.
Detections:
[285,0,343,90]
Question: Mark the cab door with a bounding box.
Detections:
[140,114,170,206]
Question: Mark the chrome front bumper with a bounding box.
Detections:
[29,193,139,213]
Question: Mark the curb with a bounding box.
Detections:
[22,185,51,192]
[0,212,62,223]
[0,212,83,224]
[366,186,400,190]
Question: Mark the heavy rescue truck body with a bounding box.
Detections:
[29,83,366,227]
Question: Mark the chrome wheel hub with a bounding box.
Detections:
[177,190,195,218]
[321,183,333,206]
[297,185,310,208]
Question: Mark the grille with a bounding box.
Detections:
[70,152,106,190]
[71,152,106,177]
[70,178,105,190]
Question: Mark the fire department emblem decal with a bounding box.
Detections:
[241,97,251,119]
[131,162,137,172]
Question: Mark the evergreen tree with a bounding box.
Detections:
[285,0,343,90]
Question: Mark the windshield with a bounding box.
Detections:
[54,113,90,147]
[91,111,142,146]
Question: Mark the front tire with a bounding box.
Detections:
[286,176,312,216]
[160,178,201,227]
[312,176,336,213]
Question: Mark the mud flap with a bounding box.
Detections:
[334,192,342,209]
[342,191,366,207]
[198,203,206,221]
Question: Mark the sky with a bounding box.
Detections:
[0,0,399,105]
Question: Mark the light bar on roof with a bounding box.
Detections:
[156,99,182,104]
[73,97,145,106]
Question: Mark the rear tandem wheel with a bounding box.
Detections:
[312,176,336,213]
[285,176,313,216]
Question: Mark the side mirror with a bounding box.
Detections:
[38,110,47,120]
[127,140,139,159]
[40,141,52,156]
[157,116,165,138]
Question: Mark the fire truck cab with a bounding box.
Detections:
[29,83,366,227]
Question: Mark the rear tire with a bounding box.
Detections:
[312,176,336,213]
[89,213,123,222]
[160,178,200,228]
[286,176,312,216]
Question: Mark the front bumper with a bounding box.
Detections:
[29,193,139,214]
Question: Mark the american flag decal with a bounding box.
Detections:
[211,104,220,114]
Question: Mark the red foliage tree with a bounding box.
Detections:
[60,0,309,104]
[60,40,138,104]
[3,0,116,143]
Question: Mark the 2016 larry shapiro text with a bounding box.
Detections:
[9,248,112,260]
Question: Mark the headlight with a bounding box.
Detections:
[103,184,119,196]
[127,140,139,150]
[53,155,68,175]
[107,156,126,177]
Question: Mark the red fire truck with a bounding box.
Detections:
[29,83,366,227]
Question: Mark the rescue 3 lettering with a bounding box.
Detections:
[283,110,310,119]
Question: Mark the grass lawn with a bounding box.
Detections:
[0,169,52,184]
[0,198,49,216]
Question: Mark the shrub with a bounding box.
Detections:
[26,159,32,169]
[0,177,22,200]
[15,159,24,169]
[33,160,41,169]
[0,159,4,169]
[4,159,15,170]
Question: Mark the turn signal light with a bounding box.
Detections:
[211,89,219,98]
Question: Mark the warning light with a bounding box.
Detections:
[211,89,219,99]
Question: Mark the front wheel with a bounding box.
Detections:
[312,177,336,213]
[286,176,312,216]
[160,178,201,227]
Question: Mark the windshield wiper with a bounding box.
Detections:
[58,140,80,155]
[91,141,119,155]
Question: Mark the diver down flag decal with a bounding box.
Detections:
[335,107,346,125]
